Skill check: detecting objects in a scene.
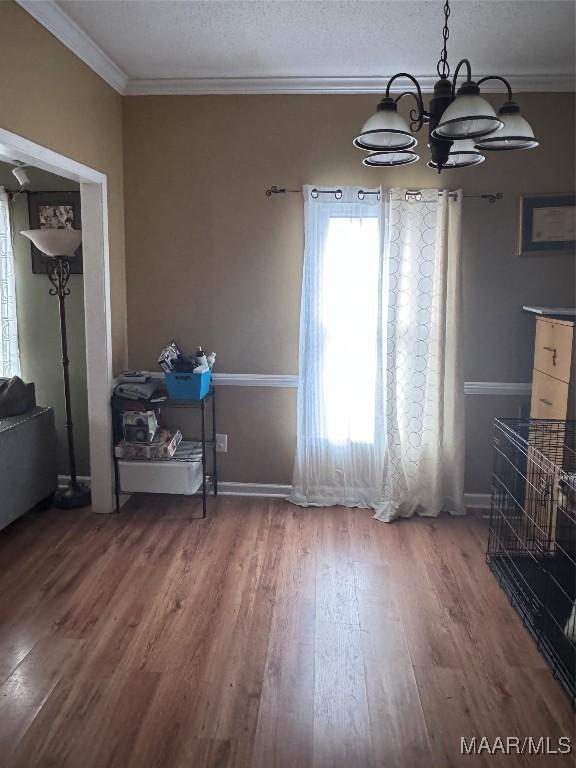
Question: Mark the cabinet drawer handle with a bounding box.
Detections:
[542,346,557,365]
[539,398,553,406]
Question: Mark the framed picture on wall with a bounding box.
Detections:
[518,193,575,257]
[28,191,83,274]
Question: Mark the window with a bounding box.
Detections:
[320,215,380,444]
[0,189,20,377]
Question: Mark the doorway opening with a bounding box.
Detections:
[0,128,115,514]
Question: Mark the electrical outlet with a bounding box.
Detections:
[216,433,228,453]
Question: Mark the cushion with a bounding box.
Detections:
[0,376,34,419]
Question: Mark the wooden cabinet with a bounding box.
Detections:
[530,317,575,420]
[526,315,575,553]
[531,370,570,419]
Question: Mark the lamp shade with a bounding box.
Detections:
[363,149,419,167]
[475,101,539,151]
[432,81,503,140]
[428,139,485,169]
[20,228,82,257]
[354,97,417,151]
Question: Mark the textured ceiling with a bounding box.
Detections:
[56,0,575,82]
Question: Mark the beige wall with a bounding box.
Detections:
[124,92,575,492]
[5,2,572,495]
[0,1,127,374]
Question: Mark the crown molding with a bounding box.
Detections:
[14,2,574,97]
[15,0,128,93]
[124,73,575,96]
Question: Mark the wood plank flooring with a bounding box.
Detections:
[0,497,574,767]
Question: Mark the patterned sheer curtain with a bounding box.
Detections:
[289,186,464,522]
[0,188,21,377]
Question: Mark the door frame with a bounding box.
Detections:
[0,127,115,514]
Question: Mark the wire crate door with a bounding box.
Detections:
[524,443,560,553]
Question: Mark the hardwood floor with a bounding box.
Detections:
[0,496,574,768]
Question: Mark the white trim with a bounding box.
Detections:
[219,482,291,498]
[125,73,575,96]
[0,128,116,514]
[9,3,575,98]
[464,382,531,396]
[218,484,493,510]
[54,478,493,509]
[130,371,299,388]
[80,182,116,514]
[126,372,530,394]
[58,474,91,488]
[0,130,105,183]
[464,493,491,509]
[15,0,128,93]
[212,373,298,388]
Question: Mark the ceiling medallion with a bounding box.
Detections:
[354,0,540,172]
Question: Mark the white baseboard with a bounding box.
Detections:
[464,493,491,509]
[220,483,492,509]
[58,474,91,488]
[57,476,491,509]
[218,482,291,498]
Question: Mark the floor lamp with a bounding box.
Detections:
[20,228,91,510]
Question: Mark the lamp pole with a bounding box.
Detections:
[46,255,91,509]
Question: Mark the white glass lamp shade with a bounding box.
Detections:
[475,102,539,151]
[363,149,419,167]
[354,97,417,151]
[432,82,503,140]
[428,139,485,169]
[20,228,82,257]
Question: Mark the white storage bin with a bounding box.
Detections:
[118,457,203,495]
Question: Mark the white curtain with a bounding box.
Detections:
[0,188,20,378]
[289,186,464,523]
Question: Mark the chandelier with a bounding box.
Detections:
[354,0,539,172]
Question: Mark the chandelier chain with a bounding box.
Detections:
[437,0,451,79]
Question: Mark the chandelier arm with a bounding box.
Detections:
[477,75,513,101]
[385,73,427,129]
[451,58,472,95]
[395,91,429,131]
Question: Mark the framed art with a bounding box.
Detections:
[27,191,83,274]
[519,193,575,257]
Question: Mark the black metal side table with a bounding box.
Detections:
[111,385,217,517]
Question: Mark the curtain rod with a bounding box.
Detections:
[265,186,503,203]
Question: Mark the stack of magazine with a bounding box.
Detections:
[115,429,183,460]
[114,408,182,460]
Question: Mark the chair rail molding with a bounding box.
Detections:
[128,372,530,394]
[463,382,532,396]
[212,373,299,388]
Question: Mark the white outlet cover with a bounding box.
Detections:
[216,434,228,453]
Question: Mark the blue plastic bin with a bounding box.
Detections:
[165,370,211,400]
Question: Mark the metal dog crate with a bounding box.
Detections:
[487,418,576,706]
